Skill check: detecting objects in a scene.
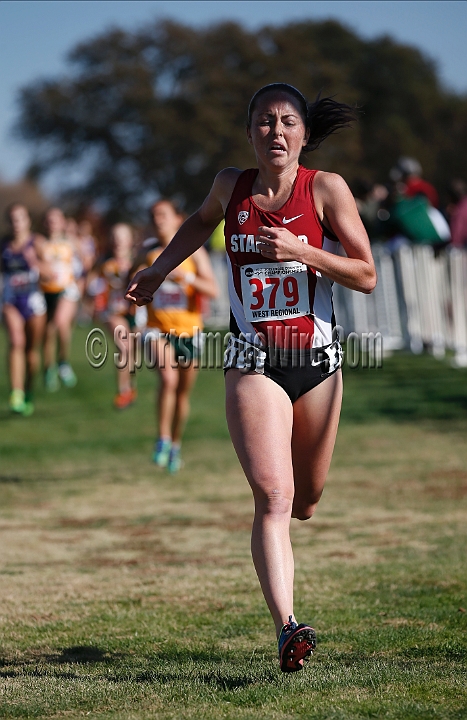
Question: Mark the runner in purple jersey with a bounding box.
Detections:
[1,203,47,415]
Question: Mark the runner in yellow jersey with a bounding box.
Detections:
[144,199,218,473]
[37,207,80,390]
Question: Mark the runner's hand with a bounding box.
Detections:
[125,266,164,306]
[257,226,305,262]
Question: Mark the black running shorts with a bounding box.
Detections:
[224,336,343,404]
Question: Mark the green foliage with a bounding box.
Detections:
[15,19,467,221]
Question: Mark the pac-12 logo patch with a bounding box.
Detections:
[238,211,249,225]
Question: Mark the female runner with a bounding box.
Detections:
[126,84,376,670]
[38,207,80,391]
[1,203,47,415]
[143,199,218,473]
[89,222,138,409]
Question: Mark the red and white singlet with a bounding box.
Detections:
[224,166,340,349]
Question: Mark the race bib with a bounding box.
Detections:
[10,270,36,288]
[153,280,188,311]
[240,261,310,322]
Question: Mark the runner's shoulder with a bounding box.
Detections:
[214,166,243,185]
[313,171,351,201]
[200,168,243,222]
[212,167,243,204]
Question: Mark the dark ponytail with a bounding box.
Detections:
[247,83,358,153]
[304,94,358,152]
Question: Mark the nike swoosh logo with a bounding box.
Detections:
[311,359,323,366]
[282,214,304,224]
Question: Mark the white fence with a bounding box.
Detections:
[207,244,467,367]
[333,243,467,367]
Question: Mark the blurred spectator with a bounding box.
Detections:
[390,156,439,208]
[353,180,389,241]
[447,179,467,249]
[389,194,450,247]
[386,159,449,248]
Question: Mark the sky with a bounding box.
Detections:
[0,1,466,189]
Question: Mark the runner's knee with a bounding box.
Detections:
[159,368,179,392]
[254,489,293,518]
[292,494,322,521]
[55,316,71,333]
[10,333,26,351]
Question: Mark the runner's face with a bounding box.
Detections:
[247,92,310,168]
[9,206,31,236]
[152,202,182,244]
[111,225,133,257]
[46,208,66,236]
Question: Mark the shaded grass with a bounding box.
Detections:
[0,327,466,718]
[341,349,467,423]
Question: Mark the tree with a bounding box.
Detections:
[16,19,467,221]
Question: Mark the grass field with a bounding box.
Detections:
[0,326,466,719]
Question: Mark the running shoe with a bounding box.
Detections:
[22,392,34,417]
[153,438,171,467]
[167,445,182,474]
[113,388,137,410]
[58,362,78,388]
[278,615,316,673]
[9,389,25,414]
[45,365,60,392]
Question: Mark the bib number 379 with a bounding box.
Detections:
[240,261,310,322]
